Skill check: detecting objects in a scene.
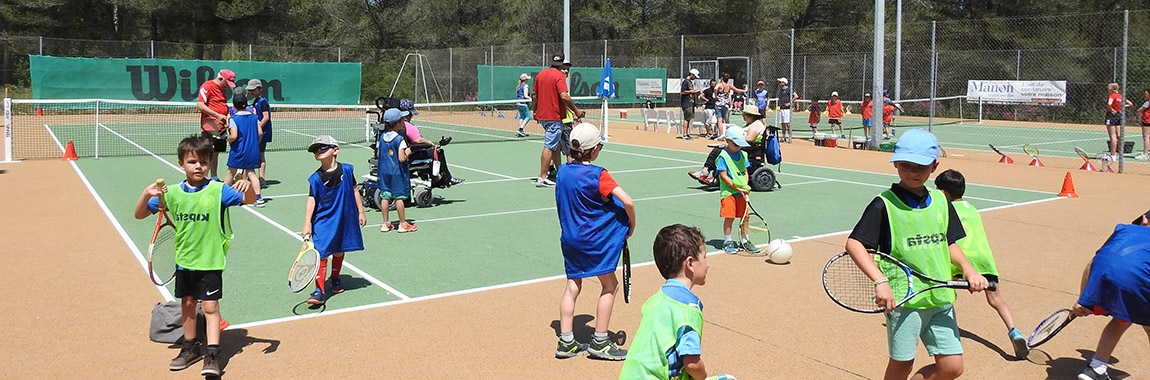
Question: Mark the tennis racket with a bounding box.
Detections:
[989,144,1008,158]
[822,250,996,313]
[1027,308,1076,348]
[1023,144,1040,160]
[288,237,321,293]
[1074,147,1092,163]
[622,242,632,303]
[147,179,177,286]
[739,197,771,255]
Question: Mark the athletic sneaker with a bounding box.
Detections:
[723,240,738,254]
[307,289,324,305]
[1078,367,1112,380]
[380,222,392,232]
[516,129,528,137]
[588,338,627,360]
[688,169,710,184]
[259,177,268,189]
[169,340,203,371]
[536,178,556,188]
[398,222,419,233]
[555,339,589,359]
[200,346,221,376]
[741,239,758,253]
[329,277,345,294]
[254,198,267,208]
[449,177,466,186]
[1136,153,1150,160]
[1009,327,1029,358]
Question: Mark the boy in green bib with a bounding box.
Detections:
[934,169,1029,359]
[843,129,988,380]
[134,136,256,376]
[618,224,735,380]
[716,126,753,254]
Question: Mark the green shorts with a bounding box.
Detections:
[886,304,962,361]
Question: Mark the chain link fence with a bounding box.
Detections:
[5,10,1150,173]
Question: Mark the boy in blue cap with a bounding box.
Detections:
[843,128,989,380]
[716,126,753,254]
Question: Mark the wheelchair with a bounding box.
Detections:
[699,128,782,192]
[359,97,457,209]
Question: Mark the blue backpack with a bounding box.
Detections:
[765,129,782,165]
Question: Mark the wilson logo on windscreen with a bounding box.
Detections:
[126,66,282,102]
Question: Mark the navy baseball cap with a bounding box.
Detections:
[398,99,419,115]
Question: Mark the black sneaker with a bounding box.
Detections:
[449,177,466,186]
[259,177,268,189]
[588,338,627,360]
[307,289,325,305]
[516,129,528,137]
[169,340,203,371]
[200,346,221,376]
[1078,367,1112,380]
[329,277,345,294]
[555,339,588,359]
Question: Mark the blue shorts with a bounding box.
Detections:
[862,118,873,127]
[517,104,531,121]
[715,105,730,121]
[541,120,563,150]
[886,305,962,361]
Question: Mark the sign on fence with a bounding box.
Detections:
[966,80,1067,105]
[30,56,361,105]
[477,65,665,103]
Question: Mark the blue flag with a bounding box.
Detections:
[597,59,615,98]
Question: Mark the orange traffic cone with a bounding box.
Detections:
[61,140,78,161]
[1028,157,1044,167]
[998,155,1014,164]
[220,319,230,330]
[1080,161,1096,171]
[1104,165,1115,173]
[1057,172,1078,198]
[37,108,43,116]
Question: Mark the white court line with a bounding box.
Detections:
[232,184,1062,330]
[282,128,520,179]
[105,127,411,300]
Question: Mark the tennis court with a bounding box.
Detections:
[7,108,1150,379]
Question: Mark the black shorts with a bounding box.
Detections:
[828,118,842,125]
[200,131,228,153]
[1105,112,1122,126]
[174,270,224,300]
[258,140,268,153]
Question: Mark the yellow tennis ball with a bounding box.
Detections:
[767,239,793,264]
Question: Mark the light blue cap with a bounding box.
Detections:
[382,108,409,124]
[724,125,750,147]
[889,129,939,165]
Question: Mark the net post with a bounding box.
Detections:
[978,96,983,124]
[95,100,101,159]
[3,97,15,163]
[600,98,609,142]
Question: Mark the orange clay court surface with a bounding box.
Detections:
[2,114,1148,379]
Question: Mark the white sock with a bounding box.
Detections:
[1090,357,1107,374]
[593,331,609,341]
[724,234,732,241]
[560,332,574,343]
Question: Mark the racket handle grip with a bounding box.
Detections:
[156,178,165,186]
[987,283,997,292]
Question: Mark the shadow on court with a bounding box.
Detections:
[959,328,1019,361]
[1038,349,1129,379]
[550,314,628,347]
[211,328,281,379]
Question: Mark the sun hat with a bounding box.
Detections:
[741,103,761,116]
[520,73,530,81]
[398,98,419,115]
[689,68,700,77]
[777,77,788,84]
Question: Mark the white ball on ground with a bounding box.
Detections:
[766,239,793,264]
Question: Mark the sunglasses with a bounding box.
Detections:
[314,145,335,153]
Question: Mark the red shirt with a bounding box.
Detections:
[1108,93,1123,113]
[532,67,568,121]
[828,99,843,118]
[199,81,227,121]
[861,99,873,118]
[883,103,895,123]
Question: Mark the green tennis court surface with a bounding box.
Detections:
[69,121,1058,327]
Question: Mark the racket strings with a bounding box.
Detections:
[1029,310,1071,344]
[823,256,882,310]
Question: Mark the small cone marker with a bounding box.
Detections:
[1028,157,1044,167]
[62,140,79,161]
[999,155,1014,164]
[1080,161,1096,171]
[1057,172,1078,198]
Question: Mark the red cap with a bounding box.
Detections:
[218,69,236,87]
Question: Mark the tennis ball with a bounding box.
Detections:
[766,239,792,264]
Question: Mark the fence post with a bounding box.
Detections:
[1120,10,1129,173]
[978,97,983,124]
[680,35,684,78]
[603,39,607,67]
[895,0,902,101]
[789,29,795,86]
[338,47,341,63]
[39,36,43,55]
[150,40,154,58]
[861,53,867,98]
[929,21,936,131]
[248,44,252,61]
[449,47,454,102]
[871,2,884,148]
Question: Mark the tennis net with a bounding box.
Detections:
[3,98,373,160]
[791,95,969,129]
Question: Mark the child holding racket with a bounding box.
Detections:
[934,169,1029,359]
[377,108,417,233]
[619,224,736,380]
[224,93,265,207]
[1071,215,1150,380]
[554,122,635,361]
[134,136,256,376]
[301,135,367,305]
[717,126,752,254]
[844,129,988,380]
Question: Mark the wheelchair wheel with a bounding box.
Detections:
[415,188,434,207]
[750,167,777,192]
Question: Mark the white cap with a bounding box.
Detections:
[569,123,602,152]
[520,73,530,81]
[689,69,700,77]
[831,91,839,96]
[777,77,788,84]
